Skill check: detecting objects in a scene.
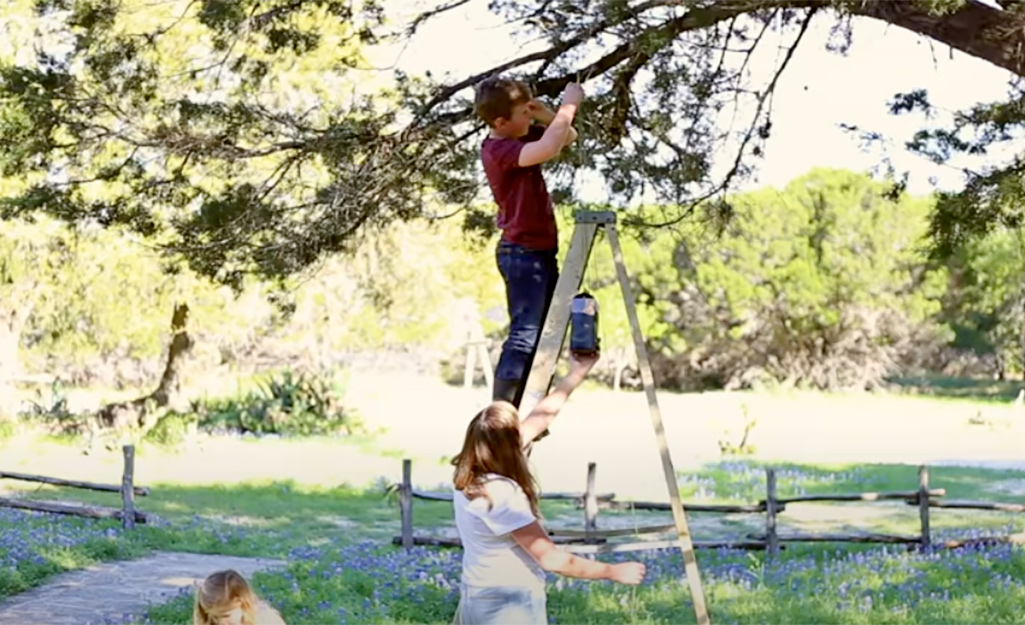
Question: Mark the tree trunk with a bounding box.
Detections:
[148,302,194,411]
[1019,290,1025,383]
[91,302,194,443]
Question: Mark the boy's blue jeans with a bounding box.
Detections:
[494,241,559,405]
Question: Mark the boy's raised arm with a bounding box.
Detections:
[518,83,583,168]
[528,99,578,147]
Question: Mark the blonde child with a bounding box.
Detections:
[193,569,287,625]
[451,352,646,624]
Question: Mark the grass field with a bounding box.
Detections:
[2,371,1024,624]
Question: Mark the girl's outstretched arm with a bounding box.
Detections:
[511,520,646,584]
[518,353,598,449]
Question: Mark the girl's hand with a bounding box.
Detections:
[569,351,599,378]
[608,562,646,585]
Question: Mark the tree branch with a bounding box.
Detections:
[847,0,1024,76]
[412,0,781,123]
[415,1,783,131]
[252,0,309,29]
[635,6,819,228]
[405,0,474,36]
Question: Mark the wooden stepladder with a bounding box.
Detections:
[517,210,711,625]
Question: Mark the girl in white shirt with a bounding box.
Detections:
[451,353,646,624]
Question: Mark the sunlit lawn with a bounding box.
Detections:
[2,377,1025,624]
[2,452,1023,624]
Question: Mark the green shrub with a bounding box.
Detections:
[143,411,197,447]
[18,379,87,435]
[192,369,364,437]
[0,418,16,441]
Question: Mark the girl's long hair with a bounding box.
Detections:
[193,569,258,625]
[452,401,540,518]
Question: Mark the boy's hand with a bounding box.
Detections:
[561,82,584,107]
[608,562,646,585]
[527,99,555,123]
[530,96,579,147]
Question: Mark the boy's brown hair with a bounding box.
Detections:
[475,77,533,127]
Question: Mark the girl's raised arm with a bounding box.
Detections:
[518,353,598,449]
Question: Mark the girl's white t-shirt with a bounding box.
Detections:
[453,474,546,590]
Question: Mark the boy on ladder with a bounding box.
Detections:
[474,76,584,409]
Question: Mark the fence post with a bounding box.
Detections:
[121,445,136,530]
[918,465,931,549]
[584,462,598,545]
[765,468,779,559]
[400,459,413,549]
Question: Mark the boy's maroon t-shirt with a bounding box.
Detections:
[481,125,558,251]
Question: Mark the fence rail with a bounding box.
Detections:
[410,489,616,503]
[771,489,946,504]
[394,459,1025,556]
[0,470,151,496]
[0,444,148,528]
[917,500,1025,513]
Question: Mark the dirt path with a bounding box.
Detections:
[0,552,285,625]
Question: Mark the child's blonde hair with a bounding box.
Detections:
[193,569,260,625]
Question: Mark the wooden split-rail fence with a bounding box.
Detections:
[0,444,149,529]
[393,459,1025,556]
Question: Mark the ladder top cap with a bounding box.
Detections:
[574,210,617,224]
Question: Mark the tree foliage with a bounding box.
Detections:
[0,0,1023,285]
[8,166,1025,398]
[940,227,1025,379]
[0,0,398,287]
[583,169,950,391]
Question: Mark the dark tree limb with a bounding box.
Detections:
[848,0,1024,77]
[629,6,819,228]
[89,302,193,446]
[404,0,474,36]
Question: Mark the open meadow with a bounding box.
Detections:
[4,0,1025,623]
[1,370,1024,624]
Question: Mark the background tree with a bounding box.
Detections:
[577,169,950,391]
[940,228,1025,380]
[0,213,251,398]
[0,216,74,418]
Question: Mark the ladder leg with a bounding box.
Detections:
[517,221,600,424]
[605,223,711,625]
[463,343,476,389]
[479,343,494,389]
